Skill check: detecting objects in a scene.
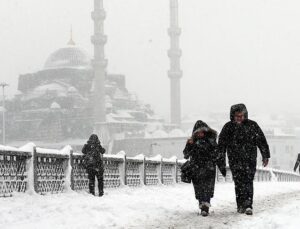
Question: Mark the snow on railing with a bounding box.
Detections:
[215,166,300,183]
[0,144,183,197]
[1,144,300,197]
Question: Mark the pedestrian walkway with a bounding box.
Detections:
[0,182,300,229]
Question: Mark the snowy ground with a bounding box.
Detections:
[0,182,300,229]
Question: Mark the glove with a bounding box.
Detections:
[262,158,269,167]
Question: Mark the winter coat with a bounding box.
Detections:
[218,104,270,177]
[183,120,219,199]
[294,153,300,173]
[82,134,106,171]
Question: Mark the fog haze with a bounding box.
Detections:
[1,0,300,119]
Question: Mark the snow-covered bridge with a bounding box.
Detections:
[1,182,300,229]
[1,143,300,228]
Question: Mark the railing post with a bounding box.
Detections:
[158,156,163,185]
[140,155,146,185]
[64,148,72,192]
[70,150,74,190]
[24,146,35,194]
[119,153,127,186]
[174,158,178,183]
[33,146,38,193]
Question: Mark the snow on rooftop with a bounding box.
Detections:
[168,129,187,138]
[50,102,61,109]
[152,129,168,138]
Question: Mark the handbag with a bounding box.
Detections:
[180,161,192,183]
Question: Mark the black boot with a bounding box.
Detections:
[237,206,246,214]
[201,205,209,217]
[89,183,95,195]
[97,174,104,197]
[245,208,253,215]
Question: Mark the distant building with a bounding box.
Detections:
[259,130,300,171]
[5,40,163,143]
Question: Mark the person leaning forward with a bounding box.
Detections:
[217,104,270,215]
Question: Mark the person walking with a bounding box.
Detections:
[82,134,106,196]
[294,153,300,173]
[218,104,270,215]
[183,120,226,216]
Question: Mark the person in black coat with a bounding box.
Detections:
[294,153,300,173]
[183,120,226,217]
[218,104,270,215]
[82,134,106,196]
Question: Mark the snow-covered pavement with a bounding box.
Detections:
[0,182,300,229]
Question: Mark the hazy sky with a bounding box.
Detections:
[0,0,300,120]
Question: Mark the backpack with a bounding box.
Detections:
[82,145,103,169]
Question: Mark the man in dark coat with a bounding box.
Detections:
[218,104,270,215]
[82,134,106,196]
[294,153,300,173]
[183,120,226,216]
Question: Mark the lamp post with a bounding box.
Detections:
[0,83,9,145]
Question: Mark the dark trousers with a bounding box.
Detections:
[192,183,212,203]
[87,168,104,196]
[231,166,255,209]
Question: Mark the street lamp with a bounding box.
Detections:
[0,83,9,145]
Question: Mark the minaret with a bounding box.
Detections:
[68,26,76,46]
[91,0,109,142]
[168,0,182,126]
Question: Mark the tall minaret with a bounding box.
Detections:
[168,0,182,126]
[91,0,109,141]
[68,26,76,46]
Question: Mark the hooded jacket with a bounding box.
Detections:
[183,120,223,199]
[82,134,105,170]
[183,120,226,175]
[218,104,270,170]
[184,121,217,160]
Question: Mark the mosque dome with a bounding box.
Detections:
[43,38,91,70]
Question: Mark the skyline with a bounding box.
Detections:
[1,0,300,120]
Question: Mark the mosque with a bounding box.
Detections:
[6,36,164,142]
[5,0,183,147]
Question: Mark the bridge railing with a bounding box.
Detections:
[1,144,300,197]
[0,144,184,197]
[216,166,300,182]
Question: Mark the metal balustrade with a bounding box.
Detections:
[0,150,31,197]
[145,161,160,185]
[103,157,122,188]
[216,166,300,182]
[162,162,176,185]
[126,158,142,187]
[34,149,69,195]
[71,153,89,191]
[0,144,300,197]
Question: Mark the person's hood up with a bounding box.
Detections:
[192,120,217,140]
[87,134,101,145]
[230,103,248,121]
